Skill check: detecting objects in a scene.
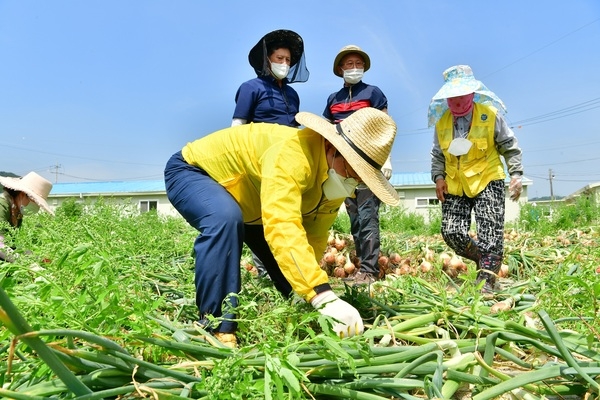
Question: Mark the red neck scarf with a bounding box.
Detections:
[447,93,475,117]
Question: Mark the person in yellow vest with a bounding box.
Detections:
[428,65,523,293]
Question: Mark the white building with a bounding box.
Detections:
[47,173,532,222]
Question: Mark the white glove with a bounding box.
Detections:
[382,156,392,180]
[310,291,364,337]
[509,174,523,201]
[382,168,392,180]
[231,118,247,127]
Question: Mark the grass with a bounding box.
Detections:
[0,197,599,398]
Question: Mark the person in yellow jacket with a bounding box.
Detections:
[428,65,523,293]
[164,107,399,344]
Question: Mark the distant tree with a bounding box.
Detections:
[0,171,20,189]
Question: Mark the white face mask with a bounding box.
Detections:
[343,68,364,85]
[322,169,358,200]
[20,202,40,216]
[270,62,290,80]
[448,138,473,156]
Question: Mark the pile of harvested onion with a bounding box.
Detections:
[243,230,511,281]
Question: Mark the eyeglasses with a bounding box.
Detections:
[342,61,364,69]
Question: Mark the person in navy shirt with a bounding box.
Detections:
[232,29,309,277]
[323,45,393,285]
[232,29,309,128]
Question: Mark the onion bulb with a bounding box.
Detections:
[327,232,336,246]
[343,261,356,275]
[378,255,389,268]
[439,252,451,268]
[323,251,336,265]
[419,259,432,273]
[334,238,347,251]
[424,248,435,262]
[388,252,401,265]
[498,264,509,278]
[395,264,410,275]
[334,265,346,278]
[449,255,466,272]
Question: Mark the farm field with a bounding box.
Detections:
[1,198,599,399]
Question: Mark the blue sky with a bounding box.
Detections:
[1,1,599,198]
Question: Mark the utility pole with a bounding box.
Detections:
[50,164,62,183]
[548,169,554,202]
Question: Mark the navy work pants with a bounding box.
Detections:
[344,187,381,276]
[164,152,291,333]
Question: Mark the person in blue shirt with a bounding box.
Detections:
[232,29,309,127]
[323,45,392,285]
[232,29,310,277]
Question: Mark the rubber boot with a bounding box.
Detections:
[476,253,502,293]
[459,239,481,264]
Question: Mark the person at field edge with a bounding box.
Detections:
[232,29,310,278]
[164,107,400,346]
[0,172,54,262]
[428,65,523,293]
[323,45,392,285]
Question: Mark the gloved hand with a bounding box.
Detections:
[509,174,523,201]
[382,157,393,180]
[310,290,364,337]
[382,167,392,180]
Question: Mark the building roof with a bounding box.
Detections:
[50,180,166,196]
[389,172,433,187]
[49,173,533,196]
[563,181,600,202]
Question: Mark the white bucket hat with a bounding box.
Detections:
[296,108,399,206]
[0,172,54,214]
[427,65,507,127]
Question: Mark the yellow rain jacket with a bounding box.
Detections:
[437,103,506,197]
[182,122,341,301]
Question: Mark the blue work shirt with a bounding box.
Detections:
[323,81,387,123]
[233,76,300,127]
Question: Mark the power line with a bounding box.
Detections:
[57,171,163,182]
[508,98,600,128]
[527,155,600,168]
[0,143,163,168]
[482,18,600,79]
[526,138,600,153]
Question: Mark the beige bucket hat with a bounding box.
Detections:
[0,172,54,214]
[296,108,399,206]
[333,44,371,77]
[427,65,507,127]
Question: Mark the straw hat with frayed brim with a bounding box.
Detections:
[333,45,371,77]
[296,108,400,206]
[248,29,304,72]
[0,172,54,215]
[427,65,507,127]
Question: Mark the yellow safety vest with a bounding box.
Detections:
[437,103,506,197]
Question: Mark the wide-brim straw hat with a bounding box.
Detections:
[248,29,304,72]
[296,108,400,206]
[333,45,371,77]
[0,172,53,215]
[427,65,506,127]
